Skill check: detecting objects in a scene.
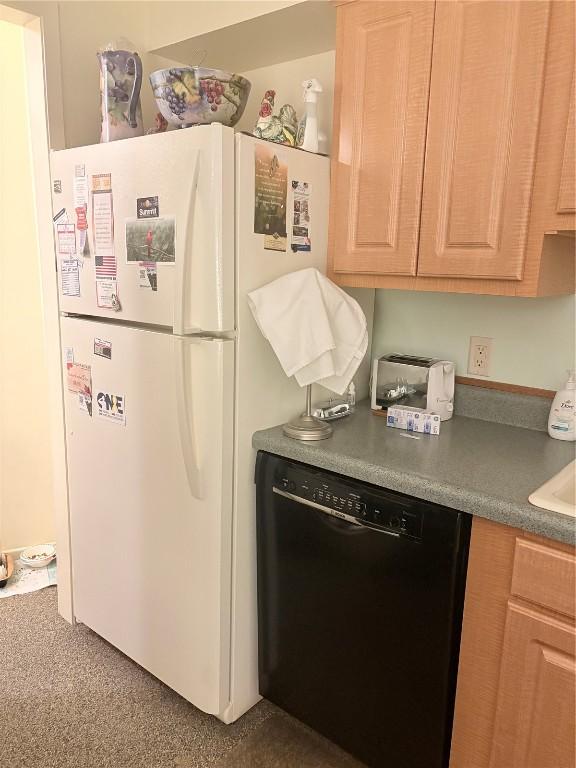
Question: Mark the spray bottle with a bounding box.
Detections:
[347,381,356,411]
[297,78,323,153]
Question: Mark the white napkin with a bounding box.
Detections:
[247,268,368,395]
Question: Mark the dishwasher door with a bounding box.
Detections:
[256,451,471,768]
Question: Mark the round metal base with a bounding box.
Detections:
[283,414,333,441]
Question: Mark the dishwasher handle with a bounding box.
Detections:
[272,486,401,537]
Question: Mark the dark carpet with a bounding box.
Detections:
[0,588,364,768]
[210,713,365,768]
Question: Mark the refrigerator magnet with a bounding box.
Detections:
[264,233,287,252]
[94,338,112,360]
[78,390,93,417]
[138,261,158,291]
[137,196,159,219]
[126,217,175,264]
[53,208,67,224]
[96,279,121,311]
[96,391,126,425]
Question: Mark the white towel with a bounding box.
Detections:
[247,268,368,395]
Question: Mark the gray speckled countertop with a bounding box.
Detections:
[253,401,576,545]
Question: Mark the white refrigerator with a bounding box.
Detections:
[51,125,330,723]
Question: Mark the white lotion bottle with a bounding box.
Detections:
[548,370,576,441]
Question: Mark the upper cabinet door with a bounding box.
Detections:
[329,1,434,276]
[418,1,551,280]
[557,85,575,216]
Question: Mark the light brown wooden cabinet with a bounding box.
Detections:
[328,0,576,296]
[329,0,434,277]
[449,517,576,768]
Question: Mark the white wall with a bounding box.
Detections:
[145,0,302,52]
[1,1,65,147]
[0,19,55,550]
[372,290,576,392]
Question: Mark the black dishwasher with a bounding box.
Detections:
[256,451,471,768]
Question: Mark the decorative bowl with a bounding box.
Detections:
[0,553,14,588]
[20,544,56,569]
[149,67,251,128]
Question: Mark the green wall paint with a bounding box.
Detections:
[371,291,576,391]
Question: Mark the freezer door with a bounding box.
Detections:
[60,316,234,715]
[51,125,234,332]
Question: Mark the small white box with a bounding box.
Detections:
[386,406,441,435]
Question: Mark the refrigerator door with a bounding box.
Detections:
[60,316,234,715]
[51,125,234,332]
[229,134,331,720]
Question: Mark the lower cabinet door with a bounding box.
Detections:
[489,601,576,768]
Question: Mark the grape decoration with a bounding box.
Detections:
[162,85,187,118]
[201,78,225,112]
[160,69,188,119]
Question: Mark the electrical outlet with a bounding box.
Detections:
[468,336,493,377]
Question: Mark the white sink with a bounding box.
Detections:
[529,460,576,517]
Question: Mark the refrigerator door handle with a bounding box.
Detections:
[174,149,200,335]
[174,336,203,499]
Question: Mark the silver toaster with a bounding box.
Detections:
[371,354,455,421]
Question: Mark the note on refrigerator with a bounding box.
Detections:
[96,278,120,310]
[66,362,91,395]
[92,192,113,250]
[291,181,311,252]
[73,167,89,209]
[67,360,93,417]
[92,173,116,278]
[254,145,287,238]
[60,258,80,296]
[57,223,77,256]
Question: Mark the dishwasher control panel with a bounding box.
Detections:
[274,466,423,540]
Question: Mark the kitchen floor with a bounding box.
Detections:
[0,589,364,768]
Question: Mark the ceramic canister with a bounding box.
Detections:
[98,49,144,142]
